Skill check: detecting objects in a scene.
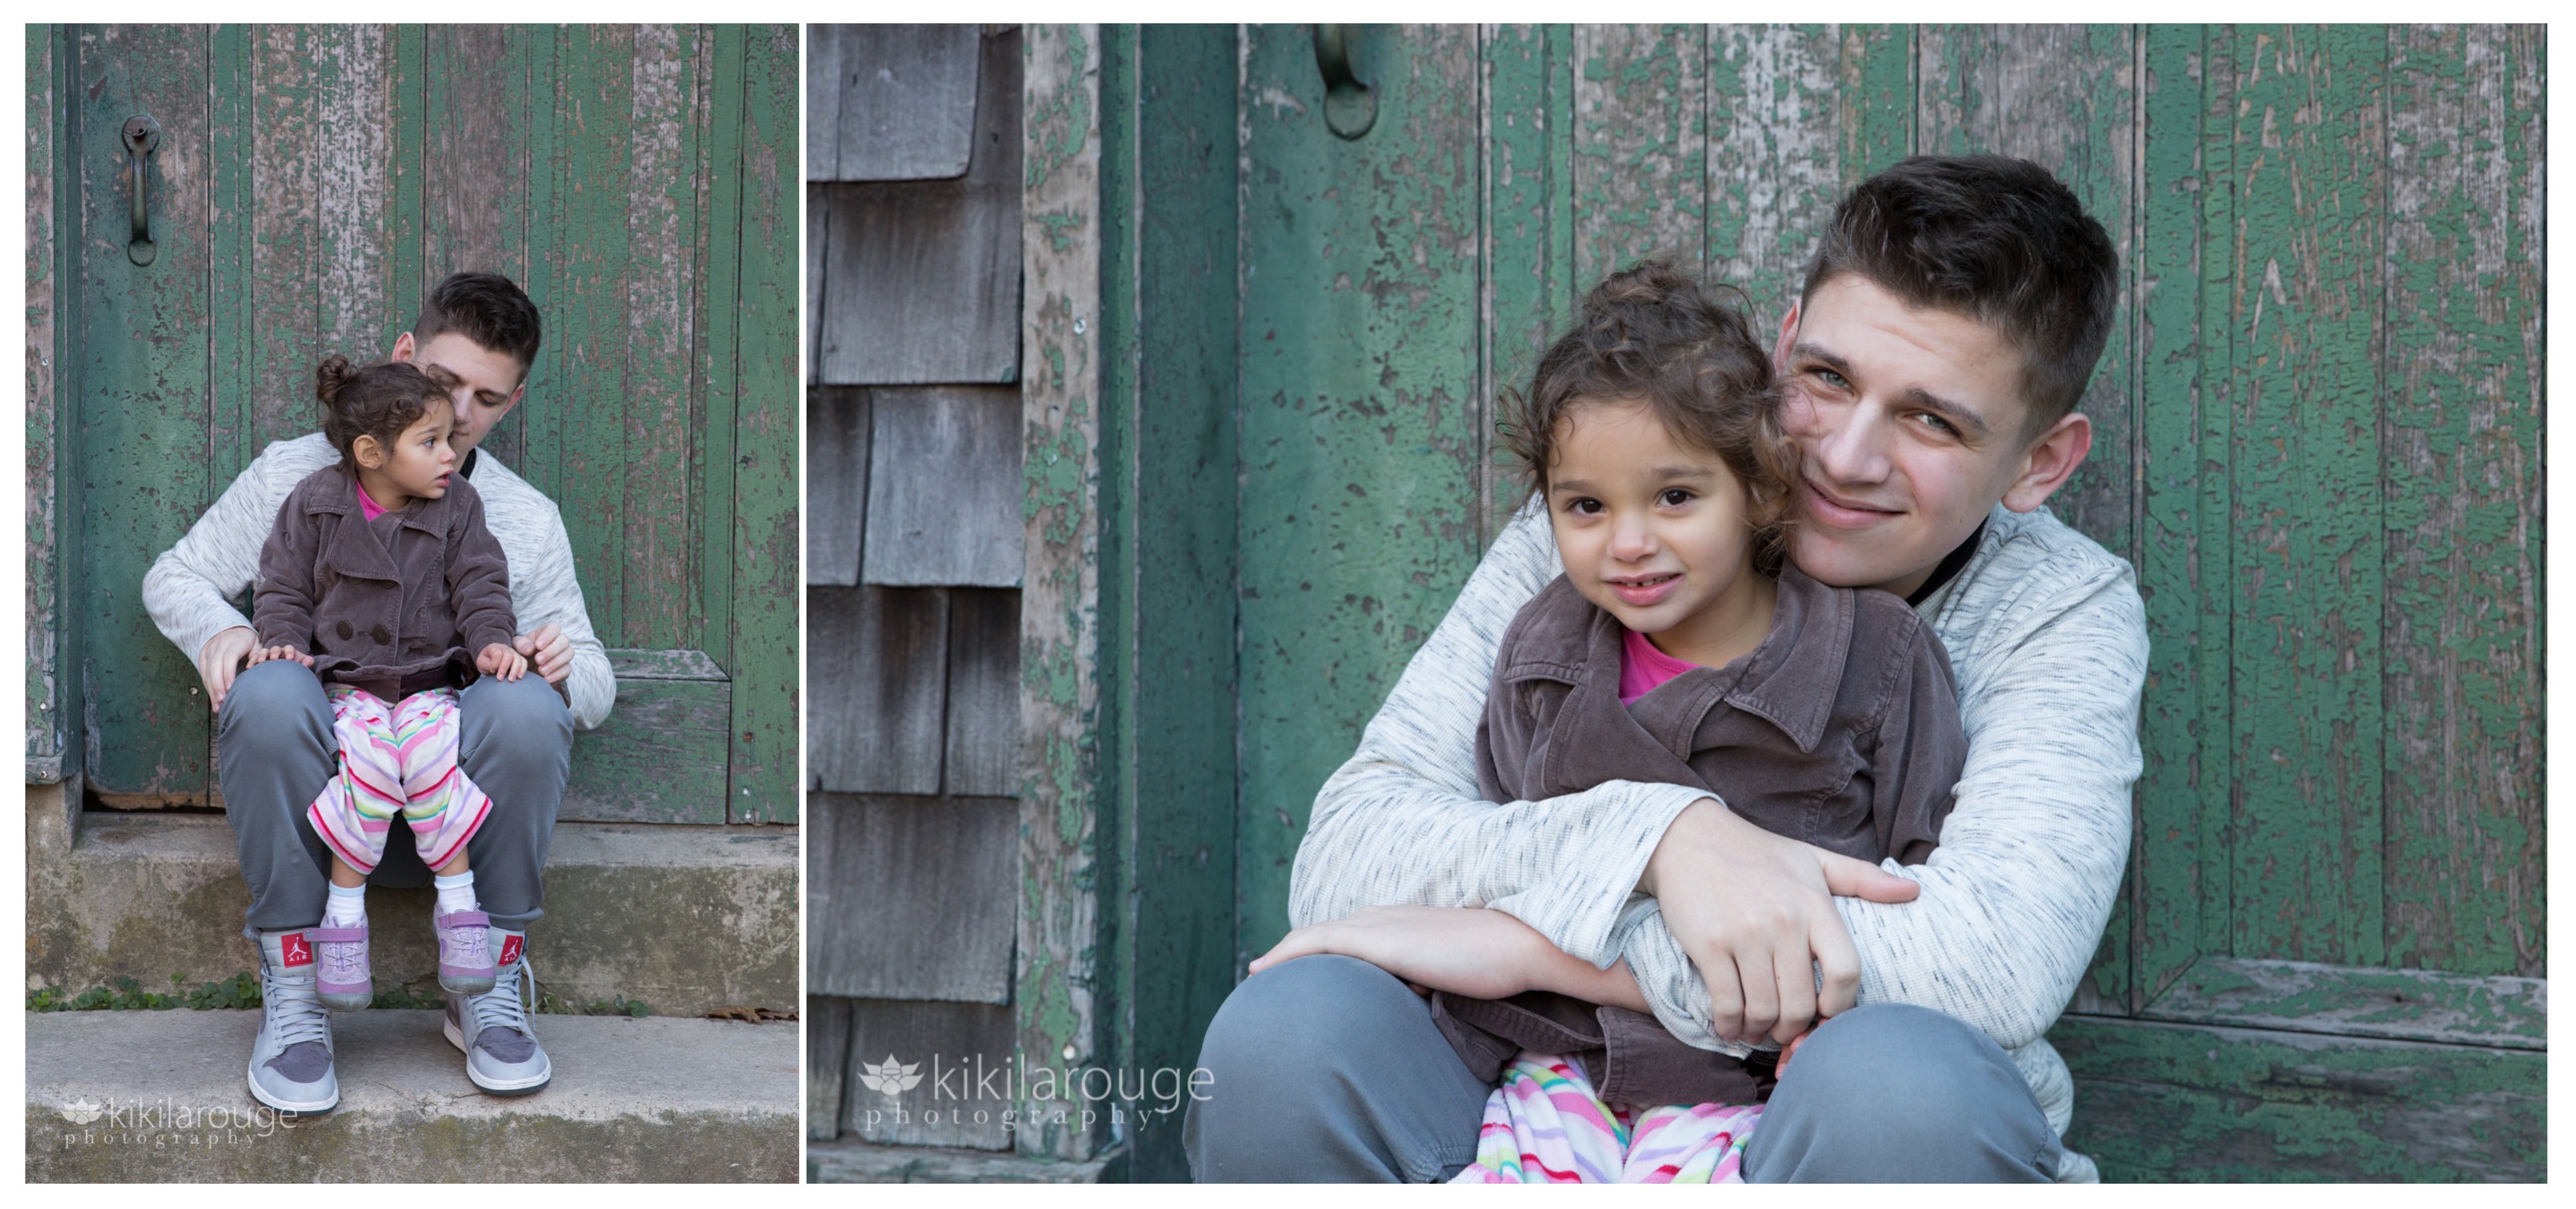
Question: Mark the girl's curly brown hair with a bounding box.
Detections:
[314,356,461,467]
[1498,261,1801,577]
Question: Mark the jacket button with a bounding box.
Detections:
[372,626,393,645]
[336,620,354,640]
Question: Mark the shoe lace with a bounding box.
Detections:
[468,950,536,1037]
[262,963,332,1048]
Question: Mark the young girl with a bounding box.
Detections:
[248,356,529,1012]
[1255,262,1967,1182]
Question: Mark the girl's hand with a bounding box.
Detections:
[244,643,312,670]
[1248,905,1552,1001]
[478,643,529,682]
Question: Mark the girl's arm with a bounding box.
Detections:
[1251,904,1651,1013]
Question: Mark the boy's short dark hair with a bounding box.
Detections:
[1801,154,2118,434]
[410,271,543,378]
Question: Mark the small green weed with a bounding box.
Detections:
[27,972,262,1012]
[535,991,649,1018]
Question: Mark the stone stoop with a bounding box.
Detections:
[27,1009,799,1182]
[26,784,797,1017]
[806,1136,1117,1183]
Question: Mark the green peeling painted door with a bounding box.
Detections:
[43,24,798,824]
[1216,23,2541,1180]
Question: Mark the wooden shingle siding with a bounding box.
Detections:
[807,794,1018,1002]
[808,587,948,795]
[842,999,1018,1151]
[805,25,1033,1158]
[810,24,982,183]
[816,28,1022,385]
[808,995,853,1141]
[942,589,1022,798]
[863,386,1025,588]
[806,387,870,587]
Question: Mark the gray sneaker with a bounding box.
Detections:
[248,929,339,1115]
[442,927,551,1094]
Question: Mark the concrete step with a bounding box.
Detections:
[26,785,795,1017]
[27,1008,799,1182]
[806,1136,1115,1183]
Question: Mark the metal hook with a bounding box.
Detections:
[122,117,159,267]
[1313,25,1376,140]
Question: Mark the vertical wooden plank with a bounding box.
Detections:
[1483,24,1574,536]
[553,23,637,647]
[623,23,703,652]
[2380,25,2544,977]
[722,22,803,823]
[1706,25,1848,325]
[1570,24,1705,280]
[316,25,398,362]
[806,386,869,587]
[503,26,562,489]
[942,589,1021,798]
[26,24,61,776]
[1097,23,1244,1182]
[1020,21,1105,1162]
[1237,25,1484,963]
[204,25,252,487]
[422,24,536,431]
[249,26,320,452]
[2134,23,2228,1007]
[808,587,948,796]
[2190,27,2243,967]
[386,25,427,352]
[1913,24,2140,562]
[1839,25,1914,182]
[77,25,214,798]
[2224,25,2388,967]
[808,995,853,1140]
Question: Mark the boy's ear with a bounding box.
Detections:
[1771,300,1801,373]
[389,332,417,363]
[2001,412,2093,513]
[351,433,387,470]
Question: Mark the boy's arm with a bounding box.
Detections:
[445,487,520,656]
[1617,563,2146,1052]
[1288,501,1718,967]
[499,499,615,729]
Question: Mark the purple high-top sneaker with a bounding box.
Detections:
[311,916,373,1010]
[434,908,497,995]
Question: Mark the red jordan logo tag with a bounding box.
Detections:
[282,933,312,968]
[500,935,523,967]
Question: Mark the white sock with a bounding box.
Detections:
[324,881,366,928]
[434,870,479,915]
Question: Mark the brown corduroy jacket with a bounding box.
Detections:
[252,462,517,700]
[1439,565,1967,1106]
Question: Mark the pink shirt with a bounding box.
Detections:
[1617,627,1701,705]
[356,480,390,521]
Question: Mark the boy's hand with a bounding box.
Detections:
[1249,905,1550,1001]
[198,626,259,711]
[478,643,529,682]
[513,623,571,686]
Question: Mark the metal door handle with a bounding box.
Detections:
[122,117,158,267]
[1313,25,1376,140]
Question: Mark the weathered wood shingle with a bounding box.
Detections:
[816,27,1022,385]
[806,387,870,587]
[808,587,947,795]
[807,794,1018,1003]
[811,24,982,182]
[861,386,1024,588]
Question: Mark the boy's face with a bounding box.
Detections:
[372,399,462,503]
[393,332,527,459]
[1773,274,2091,597]
[1544,401,1768,662]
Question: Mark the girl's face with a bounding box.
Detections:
[1544,399,1768,664]
[367,399,462,504]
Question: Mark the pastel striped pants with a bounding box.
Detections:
[306,685,490,875]
[1449,1052,1764,1184]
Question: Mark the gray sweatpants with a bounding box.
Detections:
[1182,953,2064,1182]
[217,658,573,937]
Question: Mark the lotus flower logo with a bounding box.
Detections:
[856,1053,922,1095]
[59,1098,105,1125]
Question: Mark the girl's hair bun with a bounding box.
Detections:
[314,355,356,406]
